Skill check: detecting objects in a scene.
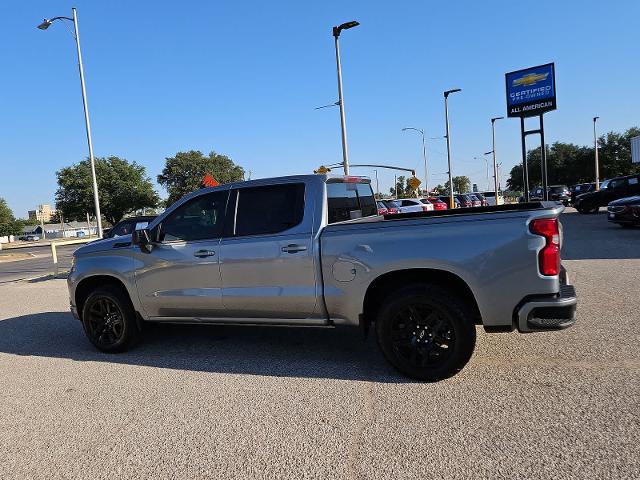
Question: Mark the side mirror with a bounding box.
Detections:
[132,228,153,253]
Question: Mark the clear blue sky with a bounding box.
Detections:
[1,0,638,217]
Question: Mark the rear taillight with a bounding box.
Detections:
[530,218,560,276]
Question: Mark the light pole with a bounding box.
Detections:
[490,117,503,202]
[374,169,380,197]
[444,88,461,208]
[593,116,600,190]
[38,9,103,237]
[332,21,359,175]
[402,127,428,194]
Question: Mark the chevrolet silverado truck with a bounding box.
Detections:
[68,174,577,381]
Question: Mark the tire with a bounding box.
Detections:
[577,203,598,214]
[81,285,140,352]
[375,284,476,381]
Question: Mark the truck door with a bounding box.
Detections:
[134,190,229,319]
[218,182,318,318]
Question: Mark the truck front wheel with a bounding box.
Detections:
[81,286,140,352]
[375,284,476,381]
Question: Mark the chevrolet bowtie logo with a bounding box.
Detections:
[512,72,549,87]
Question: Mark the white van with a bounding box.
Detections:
[481,191,505,206]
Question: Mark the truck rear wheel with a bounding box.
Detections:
[81,286,140,352]
[375,284,476,381]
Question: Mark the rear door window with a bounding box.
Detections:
[327,182,377,223]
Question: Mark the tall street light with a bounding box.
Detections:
[490,116,504,201]
[38,8,103,237]
[402,127,428,194]
[332,20,359,175]
[444,88,461,208]
[593,116,600,190]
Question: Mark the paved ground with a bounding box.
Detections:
[0,245,77,284]
[0,209,638,479]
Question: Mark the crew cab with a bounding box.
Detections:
[68,174,577,381]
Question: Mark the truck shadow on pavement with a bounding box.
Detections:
[0,311,410,383]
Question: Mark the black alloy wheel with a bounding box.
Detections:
[85,297,125,348]
[376,284,476,381]
[389,304,455,368]
[81,286,139,352]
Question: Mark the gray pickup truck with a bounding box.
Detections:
[68,174,577,380]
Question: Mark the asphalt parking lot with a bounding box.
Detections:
[0,209,638,479]
[0,244,77,284]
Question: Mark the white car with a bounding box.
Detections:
[481,191,505,206]
[395,198,434,213]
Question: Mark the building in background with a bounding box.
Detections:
[28,204,56,223]
[21,221,97,239]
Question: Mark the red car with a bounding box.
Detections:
[378,200,400,215]
[455,194,473,208]
[469,192,489,207]
[425,197,447,210]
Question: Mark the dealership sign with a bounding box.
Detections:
[505,63,556,117]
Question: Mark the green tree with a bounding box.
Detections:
[389,175,407,198]
[507,127,640,191]
[445,176,471,194]
[55,156,159,225]
[158,150,245,205]
[432,183,447,195]
[0,198,20,237]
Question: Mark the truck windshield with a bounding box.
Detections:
[327,182,377,223]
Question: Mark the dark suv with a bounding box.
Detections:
[103,215,156,238]
[574,174,640,214]
[569,183,595,205]
[528,185,570,205]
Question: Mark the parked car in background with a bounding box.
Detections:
[103,216,156,239]
[471,192,489,207]
[24,235,40,242]
[607,196,640,227]
[455,194,473,208]
[481,191,505,206]
[380,200,400,215]
[528,185,570,205]
[424,197,447,210]
[520,185,570,205]
[465,194,482,207]
[574,174,640,213]
[396,198,434,213]
[569,183,595,205]
[439,196,461,208]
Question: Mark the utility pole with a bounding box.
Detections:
[38,9,103,236]
[374,169,380,198]
[332,21,359,175]
[490,116,504,201]
[402,127,429,194]
[444,89,461,208]
[593,116,600,190]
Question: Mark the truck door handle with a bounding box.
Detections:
[281,244,307,253]
[194,249,216,258]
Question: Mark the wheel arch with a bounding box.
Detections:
[75,275,133,320]
[362,269,481,328]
